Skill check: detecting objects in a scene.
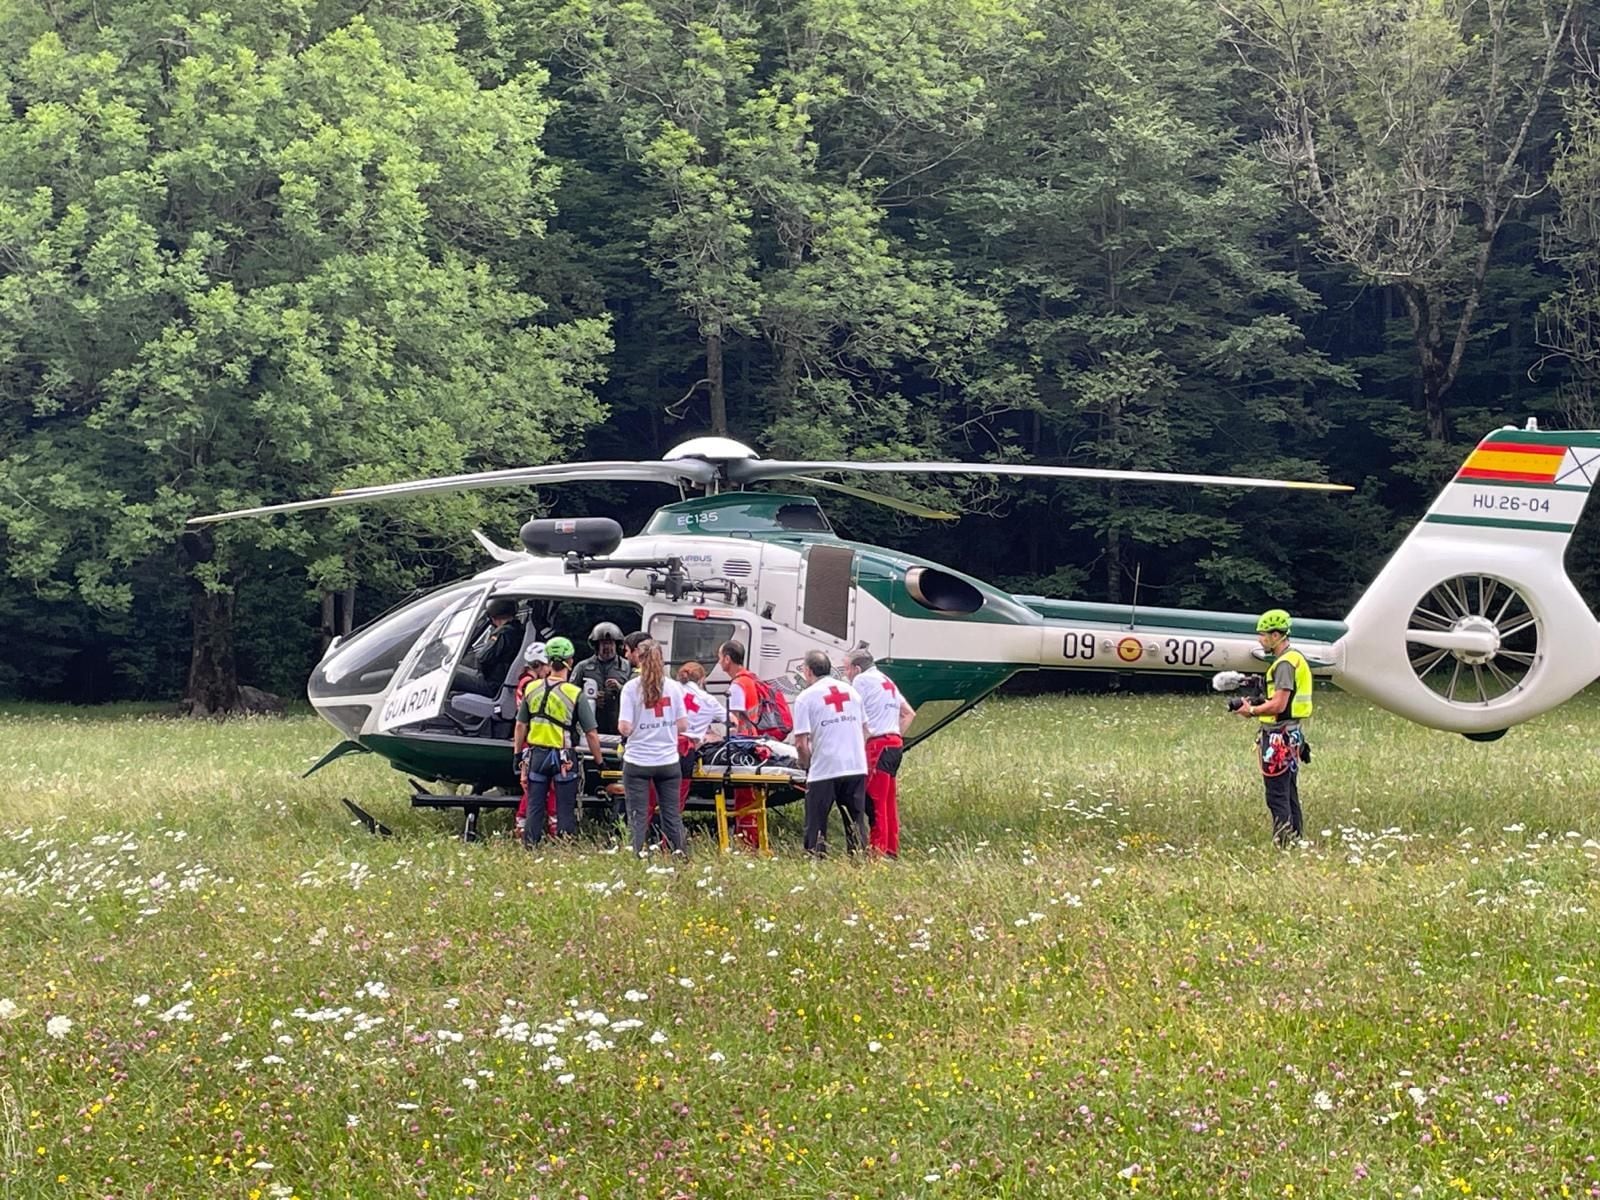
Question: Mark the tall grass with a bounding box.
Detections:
[2,692,1599,1198]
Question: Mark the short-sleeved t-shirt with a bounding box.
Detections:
[791,678,867,782]
[619,677,687,767]
[853,667,904,737]
[680,683,726,742]
[726,671,759,732]
[1269,658,1299,721]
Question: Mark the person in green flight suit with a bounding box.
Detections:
[571,621,632,735]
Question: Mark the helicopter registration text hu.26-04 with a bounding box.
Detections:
[1469,491,1552,514]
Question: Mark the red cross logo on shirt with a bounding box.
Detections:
[649,696,673,717]
[683,692,700,713]
[823,686,851,713]
[882,680,897,694]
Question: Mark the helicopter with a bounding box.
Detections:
[192,422,1600,836]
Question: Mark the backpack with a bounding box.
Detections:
[733,669,794,740]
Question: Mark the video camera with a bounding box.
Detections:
[1211,670,1265,713]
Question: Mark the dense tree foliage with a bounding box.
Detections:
[0,0,1596,706]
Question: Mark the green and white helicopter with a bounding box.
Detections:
[192,422,1600,834]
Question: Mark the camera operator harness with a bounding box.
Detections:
[1213,652,1314,775]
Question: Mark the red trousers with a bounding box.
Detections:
[865,734,902,857]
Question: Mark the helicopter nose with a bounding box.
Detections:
[310,696,372,739]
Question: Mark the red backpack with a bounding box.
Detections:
[733,669,794,740]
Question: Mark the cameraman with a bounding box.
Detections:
[1232,608,1313,846]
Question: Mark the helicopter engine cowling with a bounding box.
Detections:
[520,517,623,557]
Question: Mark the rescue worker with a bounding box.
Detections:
[1233,608,1313,846]
[844,648,915,858]
[571,621,631,735]
[792,649,869,858]
[514,636,604,846]
[618,638,690,857]
[675,661,727,809]
[511,642,550,840]
[455,598,524,697]
[716,639,765,849]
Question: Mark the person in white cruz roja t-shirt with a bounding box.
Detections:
[790,649,869,857]
[618,639,689,856]
[844,647,915,858]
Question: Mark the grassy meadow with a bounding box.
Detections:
[4,690,1600,1198]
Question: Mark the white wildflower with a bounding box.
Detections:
[46,1014,72,1039]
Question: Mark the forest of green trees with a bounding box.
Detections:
[2,0,1598,709]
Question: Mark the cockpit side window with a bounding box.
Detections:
[311,583,477,701]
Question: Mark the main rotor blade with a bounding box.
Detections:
[788,476,960,521]
[729,459,1353,492]
[187,460,717,525]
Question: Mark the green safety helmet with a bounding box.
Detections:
[545,635,576,661]
[1255,608,1292,635]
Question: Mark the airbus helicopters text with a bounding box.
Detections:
[191,424,1600,826]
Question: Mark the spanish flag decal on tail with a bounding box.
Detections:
[1459,441,1568,483]
[1423,428,1600,535]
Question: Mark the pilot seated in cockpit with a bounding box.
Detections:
[453,598,524,698]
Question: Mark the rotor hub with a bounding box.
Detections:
[662,436,759,463]
[1449,614,1501,665]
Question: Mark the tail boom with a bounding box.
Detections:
[1336,426,1600,734]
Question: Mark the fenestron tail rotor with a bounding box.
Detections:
[1404,574,1540,705]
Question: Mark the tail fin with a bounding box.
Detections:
[1337,424,1600,734]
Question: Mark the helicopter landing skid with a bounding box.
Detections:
[407,780,520,843]
[340,797,393,837]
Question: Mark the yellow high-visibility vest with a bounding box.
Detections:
[1261,648,1313,722]
[525,681,581,748]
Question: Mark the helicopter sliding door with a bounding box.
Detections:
[797,544,857,648]
[375,585,490,732]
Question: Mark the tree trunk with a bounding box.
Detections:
[707,327,727,436]
[341,586,356,636]
[1397,283,1450,442]
[179,529,241,716]
[186,588,240,716]
[1104,484,1124,605]
[320,591,336,654]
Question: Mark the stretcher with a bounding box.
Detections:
[594,736,807,855]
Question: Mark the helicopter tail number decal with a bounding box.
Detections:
[1335,427,1600,734]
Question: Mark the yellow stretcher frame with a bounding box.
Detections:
[595,764,803,857]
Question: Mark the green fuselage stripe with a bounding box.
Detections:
[1454,478,1591,493]
[1484,430,1600,449]
[1423,514,1575,533]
